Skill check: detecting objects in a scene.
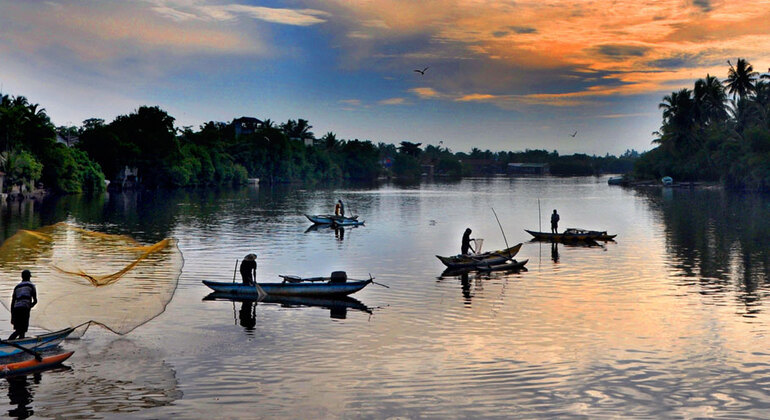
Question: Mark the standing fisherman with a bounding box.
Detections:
[551,209,560,234]
[8,270,37,340]
[239,254,257,286]
[461,228,476,255]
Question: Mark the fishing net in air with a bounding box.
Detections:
[0,222,183,335]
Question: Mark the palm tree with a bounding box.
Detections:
[694,74,728,126]
[725,58,758,100]
[397,141,422,157]
[281,119,314,144]
[656,89,696,154]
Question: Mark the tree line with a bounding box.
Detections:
[634,58,770,190]
[0,94,639,194]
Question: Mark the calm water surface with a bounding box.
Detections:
[1,176,770,418]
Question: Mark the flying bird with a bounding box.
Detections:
[414,67,429,75]
[570,131,577,137]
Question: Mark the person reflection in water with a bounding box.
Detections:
[335,226,345,241]
[239,301,256,331]
[6,373,40,419]
[239,254,257,286]
[460,272,472,303]
[551,242,560,263]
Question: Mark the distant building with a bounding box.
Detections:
[232,117,263,137]
[56,133,79,147]
[507,163,549,175]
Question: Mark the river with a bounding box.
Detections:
[1,176,769,418]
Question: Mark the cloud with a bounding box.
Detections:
[410,87,441,99]
[379,97,407,105]
[146,1,329,26]
[316,0,770,110]
[593,44,651,61]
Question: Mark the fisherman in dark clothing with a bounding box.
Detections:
[239,254,257,286]
[337,200,345,217]
[8,270,37,340]
[461,228,475,255]
[551,209,560,234]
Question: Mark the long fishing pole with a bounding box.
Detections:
[491,207,511,260]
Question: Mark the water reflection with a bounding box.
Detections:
[203,292,372,323]
[636,188,770,316]
[5,374,39,419]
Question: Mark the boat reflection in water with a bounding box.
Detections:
[203,292,373,321]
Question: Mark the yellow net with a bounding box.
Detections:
[0,223,183,335]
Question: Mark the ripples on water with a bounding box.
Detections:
[1,177,770,418]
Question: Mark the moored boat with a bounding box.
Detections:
[202,272,372,297]
[441,259,528,277]
[0,351,74,377]
[525,228,616,241]
[305,214,359,225]
[436,243,522,269]
[0,328,75,357]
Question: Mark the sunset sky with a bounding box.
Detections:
[2,0,770,155]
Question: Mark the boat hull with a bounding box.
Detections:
[0,328,75,357]
[436,243,522,268]
[525,229,616,242]
[202,279,372,297]
[0,351,74,377]
[305,214,359,225]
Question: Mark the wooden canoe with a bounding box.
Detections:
[0,351,74,377]
[436,243,523,268]
[202,279,372,297]
[305,214,359,225]
[525,229,616,242]
[0,328,75,357]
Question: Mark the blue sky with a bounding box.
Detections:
[2,0,769,155]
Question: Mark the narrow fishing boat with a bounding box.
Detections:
[525,228,616,242]
[441,259,528,277]
[305,214,359,225]
[0,351,74,377]
[202,271,373,297]
[436,243,522,269]
[0,328,75,357]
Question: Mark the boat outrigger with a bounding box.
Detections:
[0,351,74,377]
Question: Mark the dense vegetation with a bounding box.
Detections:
[0,94,104,193]
[1,93,639,194]
[634,59,770,191]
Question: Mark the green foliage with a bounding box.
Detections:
[636,58,770,190]
[1,149,42,190]
[393,153,421,179]
[40,145,105,193]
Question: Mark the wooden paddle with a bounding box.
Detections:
[0,339,42,361]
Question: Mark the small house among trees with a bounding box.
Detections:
[232,117,263,137]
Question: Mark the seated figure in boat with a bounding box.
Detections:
[239,254,257,285]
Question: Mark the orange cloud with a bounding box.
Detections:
[321,0,770,107]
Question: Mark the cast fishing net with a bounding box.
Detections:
[0,222,183,335]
